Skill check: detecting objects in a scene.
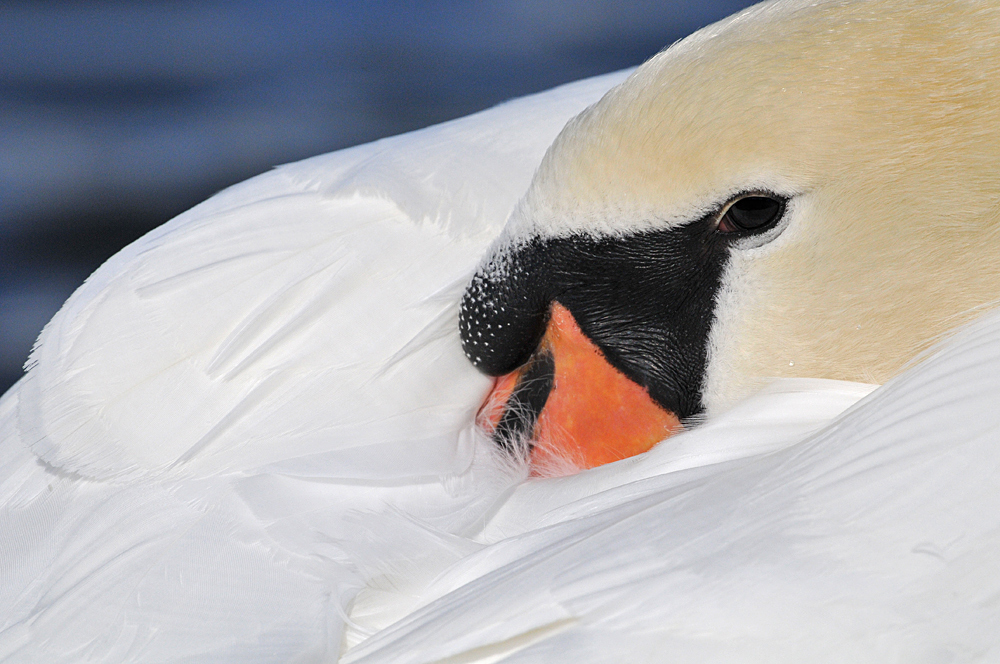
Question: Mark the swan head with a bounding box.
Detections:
[460,0,1000,474]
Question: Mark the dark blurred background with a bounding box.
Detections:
[0,0,758,395]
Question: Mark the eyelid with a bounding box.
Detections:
[717,205,739,232]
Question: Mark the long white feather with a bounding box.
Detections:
[343,311,1000,663]
[0,70,629,663]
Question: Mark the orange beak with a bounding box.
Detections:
[477,302,682,476]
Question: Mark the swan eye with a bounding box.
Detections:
[718,195,785,233]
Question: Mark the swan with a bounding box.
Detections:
[3,0,1000,662]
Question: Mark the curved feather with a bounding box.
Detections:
[0,70,629,662]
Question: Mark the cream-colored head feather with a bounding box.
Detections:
[506,0,1000,412]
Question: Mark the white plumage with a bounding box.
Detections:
[4,1,1000,662]
[0,69,627,662]
[345,327,1000,662]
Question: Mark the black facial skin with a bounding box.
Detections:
[459,195,785,450]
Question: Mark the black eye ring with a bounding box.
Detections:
[717,194,786,234]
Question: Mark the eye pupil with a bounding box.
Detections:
[722,196,784,232]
